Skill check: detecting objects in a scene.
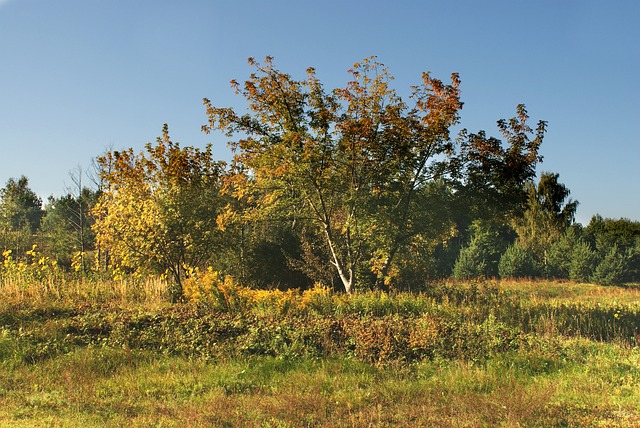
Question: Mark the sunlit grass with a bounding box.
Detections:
[495,278,640,305]
[1,342,639,427]
[1,277,640,426]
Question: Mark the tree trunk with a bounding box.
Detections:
[324,226,354,294]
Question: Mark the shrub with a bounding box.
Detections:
[182,269,250,312]
[499,245,537,278]
[569,241,598,283]
[544,227,581,279]
[452,245,487,279]
[591,245,628,286]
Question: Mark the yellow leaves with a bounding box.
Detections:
[369,249,389,277]
[300,283,331,309]
[183,272,332,315]
[2,249,14,270]
[183,269,246,310]
[369,249,399,287]
[71,252,86,272]
[0,244,60,282]
[93,132,226,285]
[216,205,237,232]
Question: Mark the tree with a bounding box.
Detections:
[452,241,487,280]
[0,176,45,256]
[545,225,582,279]
[583,216,640,283]
[203,57,462,293]
[584,215,640,253]
[453,104,546,225]
[591,245,628,286]
[93,125,226,301]
[40,169,98,272]
[513,172,578,261]
[452,220,512,279]
[498,244,538,279]
[569,240,598,283]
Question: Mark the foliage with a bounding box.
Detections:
[203,56,462,293]
[544,226,581,279]
[585,215,640,284]
[452,220,512,279]
[585,215,640,253]
[0,176,44,257]
[452,242,486,280]
[452,104,546,225]
[2,278,640,366]
[0,245,62,287]
[0,175,44,234]
[569,241,598,283]
[6,58,640,293]
[93,126,226,300]
[240,224,313,290]
[498,244,538,278]
[41,187,98,271]
[591,245,630,286]
[513,172,578,260]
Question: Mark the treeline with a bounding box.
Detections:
[1,57,639,298]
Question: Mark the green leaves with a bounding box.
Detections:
[93,126,226,299]
[204,56,463,292]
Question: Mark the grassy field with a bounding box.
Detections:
[1,277,639,427]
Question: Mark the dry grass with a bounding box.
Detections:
[1,341,639,427]
[1,278,640,426]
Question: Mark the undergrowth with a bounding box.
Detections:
[1,276,639,426]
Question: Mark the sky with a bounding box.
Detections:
[0,0,638,225]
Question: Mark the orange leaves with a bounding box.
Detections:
[93,126,227,291]
[202,56,465,292]
[216,205,237,232]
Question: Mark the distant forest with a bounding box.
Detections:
[2,58,639,299]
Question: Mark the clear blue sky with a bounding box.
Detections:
[1,0,638,225]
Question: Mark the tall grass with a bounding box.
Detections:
[1,343,639,427]
[1,274,168,307]
[1,272,640,426]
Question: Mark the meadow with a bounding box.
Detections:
[1,275,639,427]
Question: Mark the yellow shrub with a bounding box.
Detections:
[183,268,250,311]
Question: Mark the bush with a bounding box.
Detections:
[452,221,512,279]
[452,244,487,279]
[545,240,569,279]
[499,245,537,278]
[569,241,598,283]
[591,246,628,286]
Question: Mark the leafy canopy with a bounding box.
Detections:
[203,57,462,293]
[93,125,225,300]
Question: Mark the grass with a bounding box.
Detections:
[495,278,640,305]
[1,343,639,427]
[1,277,640,426]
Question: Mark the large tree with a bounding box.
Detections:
[93,126,226,300]
[452,105,545,223]
[203,57,462,293]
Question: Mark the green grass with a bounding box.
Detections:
[1,343,639,427]
[1,278,640,426]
